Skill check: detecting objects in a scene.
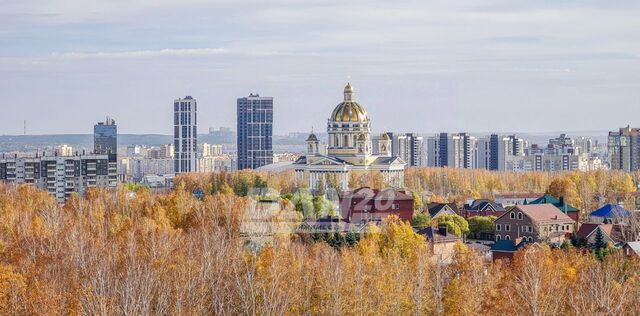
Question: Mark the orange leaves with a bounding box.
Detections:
[2,177,640,314]
[0,264,27,314]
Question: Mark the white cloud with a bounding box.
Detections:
[49,47,230,59]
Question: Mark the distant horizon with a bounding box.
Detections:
[0,129,615,138]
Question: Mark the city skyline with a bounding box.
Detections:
[2,1,640,135]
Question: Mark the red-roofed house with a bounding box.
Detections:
[494,204,575,243]
[339,187,414,224]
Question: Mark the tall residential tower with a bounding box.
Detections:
[237,94,273,170]
[174,96,198,173]
[477,134,525,170]
[608,126,640,172]
[427,132,476,168]
[396,133,424,167]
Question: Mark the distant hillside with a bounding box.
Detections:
[0,134,305,153]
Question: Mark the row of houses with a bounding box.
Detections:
[427,194,579,221]
[294,187,640,263]
[427,195,640,261]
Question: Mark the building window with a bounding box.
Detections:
[528,226,533,233]
[505,235,511,240]
[392,203,400,210]
[496,235,501,241]
[517,212,523,220]
[496,224,501,231]
[506,225,511,231]
[510,212,515,219]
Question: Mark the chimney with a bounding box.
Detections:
[559,196,567,213]
[438,224,447,236]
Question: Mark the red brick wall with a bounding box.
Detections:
[492,251,514,263]
[340,196,413,223]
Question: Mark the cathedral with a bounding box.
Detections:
[293,83,406,191]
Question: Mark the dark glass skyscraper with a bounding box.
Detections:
[237,94,273,170]
[94,116,117,162]
[174,96,197,173]
[489,134,500,170]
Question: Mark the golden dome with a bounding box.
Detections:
[330,101,368,122]
[330,83,369,122]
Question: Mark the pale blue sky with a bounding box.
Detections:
[1,0,639,135]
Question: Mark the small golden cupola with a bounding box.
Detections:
[306,128,319,154]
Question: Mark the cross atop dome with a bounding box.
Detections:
[344,82,354,101]
[344,82,353,93]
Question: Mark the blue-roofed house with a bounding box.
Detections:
[589,204,631,224]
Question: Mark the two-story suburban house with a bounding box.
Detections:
[494,204,575,243]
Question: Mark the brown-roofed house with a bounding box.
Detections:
[575,223,622,247]
[494,204,575,244]
[416,225,462,263]
[339,187,414,224]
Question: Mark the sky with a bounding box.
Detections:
[1,0,639,135]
